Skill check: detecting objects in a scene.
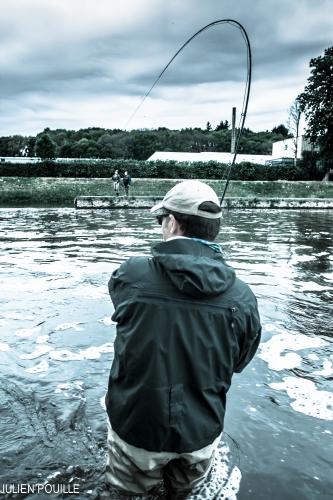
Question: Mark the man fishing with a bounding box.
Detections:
[104,180,261,498]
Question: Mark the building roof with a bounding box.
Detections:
[147,151,271,165]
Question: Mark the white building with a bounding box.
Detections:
[272,136,316,160]
[147,151,271,165]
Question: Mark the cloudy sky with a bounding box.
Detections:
[1,0,332,137]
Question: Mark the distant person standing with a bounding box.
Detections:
[122,171,131,196]
[112,170,120,196]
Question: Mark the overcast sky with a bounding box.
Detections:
[1,0,332,136]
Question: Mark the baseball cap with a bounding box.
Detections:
[150,180,222,219]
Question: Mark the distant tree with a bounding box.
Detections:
[216,129,231,152]
[59,142,74,158]
[131,133,161,160]
[71,138,100,158]
[271,124,289,138]
[0,137,9,156]
[215,120,230,131]
[35,133,56,160]
[97,134,114,158]
[99,144,114,159]
[297,46,333,172]
[287,99,302,164]
[8,135,27,156]
[205,121,212,131]
[25,137,36,157]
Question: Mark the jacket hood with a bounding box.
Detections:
[151,239,236,298]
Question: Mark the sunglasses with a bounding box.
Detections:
[156,213,170,225]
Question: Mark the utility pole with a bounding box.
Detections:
[231,107,236,154]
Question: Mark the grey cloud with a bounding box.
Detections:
[1,0,333,135]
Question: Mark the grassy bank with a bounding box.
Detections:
[0,177,332,205]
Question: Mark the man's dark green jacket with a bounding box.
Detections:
[106,238,261,453]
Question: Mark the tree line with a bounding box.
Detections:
[1,45,331,171]
[0,124,290,161]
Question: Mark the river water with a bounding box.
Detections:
[0,208,332,500]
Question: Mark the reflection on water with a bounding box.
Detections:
[0,208,332,499]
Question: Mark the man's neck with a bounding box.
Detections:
[165,236,189,242]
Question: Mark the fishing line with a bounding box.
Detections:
[124,19,252,204]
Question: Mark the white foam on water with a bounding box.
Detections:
[80,347,101,359]
[6,313,22,319]
[55,381,85,394]
[48,343,114,363]
[258,331,327,371]
[269,376,333,420]
[313,358,333,376]
[49,350,84,361]
[36,335,50,343]
[296,281,329,292]
[308,354,319,361]
[112,236,147,246]
[98,342,114,353]
[291,255,316,262]
[100,395,106,410]
[71,286,106,299]
[55,322,84,331]
[57,383,72,390]
[190,445,242,499]
[15,326,42,337]
[220,466,242,499]
[0,319,8,326]
[290,309,308,316]
[0,343,10,351]
[20,345,54,359]
[47,312,59,318]
[98,317,116,325]
[47,471,61,480]
[26,360,49,373]
[264,323,284,332]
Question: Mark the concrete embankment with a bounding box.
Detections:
[75,196,333,209]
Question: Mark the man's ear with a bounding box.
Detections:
[169,214,182,236]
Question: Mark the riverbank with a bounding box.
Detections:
[75,196,333,209]
[0,177,332,205]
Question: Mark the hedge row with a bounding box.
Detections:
[0,158,322,181]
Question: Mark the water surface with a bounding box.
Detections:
[0,208,332,499]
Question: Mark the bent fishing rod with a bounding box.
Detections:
[125,19,252,205]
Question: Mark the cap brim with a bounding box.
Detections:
[150,202,164,213]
